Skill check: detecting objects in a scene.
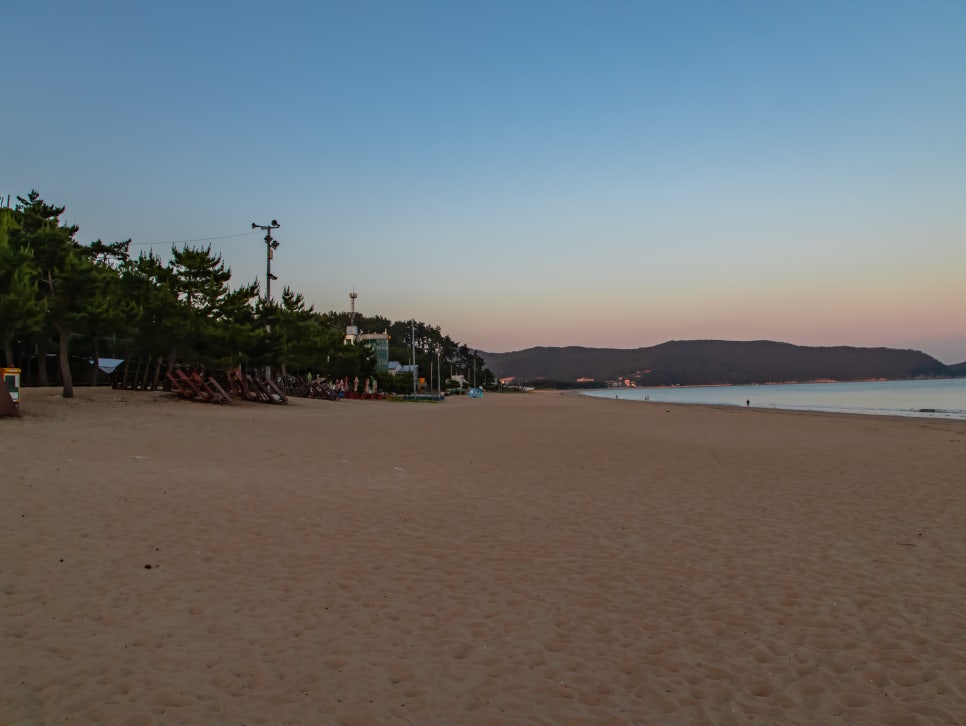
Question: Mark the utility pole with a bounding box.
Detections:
[411,319,417,396]
[252,220,280,378]
[251,220,280,303]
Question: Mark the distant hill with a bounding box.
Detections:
[480,340,952,386]
[949,361,966,377]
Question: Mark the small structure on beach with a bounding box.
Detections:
[0,373,19,417]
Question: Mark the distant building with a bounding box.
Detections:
[359,332,390,372]
[344,290,360,344]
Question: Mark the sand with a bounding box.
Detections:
[2,388,965,725]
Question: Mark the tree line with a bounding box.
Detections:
[0,191,493,397]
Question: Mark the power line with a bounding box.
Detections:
[127,230,261,247]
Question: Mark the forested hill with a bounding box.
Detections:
[480,340,953,386]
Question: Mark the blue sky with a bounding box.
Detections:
[3,1,965,362]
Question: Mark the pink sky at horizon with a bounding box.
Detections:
[463,330,966,365]
[416,290,966,364]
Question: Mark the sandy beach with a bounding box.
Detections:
[2,388,965,725]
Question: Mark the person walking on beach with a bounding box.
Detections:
[746,399,750,407]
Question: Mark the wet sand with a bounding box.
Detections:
[3,388,965,724]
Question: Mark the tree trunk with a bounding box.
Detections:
[141,357,153,390]
[15,343,28,379]
[90,336,100,387]
[37,338,50,387]
[165,345,177,377]
[55,324,74,398]
[131,358,143,389]
[162,345,177,390]
[152,356,164,390]
[121,350,132,389]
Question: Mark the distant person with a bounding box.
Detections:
[746,399,750,407]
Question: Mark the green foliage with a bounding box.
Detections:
[213,281,262,369]
[320,330,376,380]
[0,208,44,366]
[9,191,94,396]
[122,249,180,359]
[270,287,324,373]
[2,191,493,390]
[81,240,137,382]
[331,314,494,388]
[167,244,232,362]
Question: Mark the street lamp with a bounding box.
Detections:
[251,220,280,302]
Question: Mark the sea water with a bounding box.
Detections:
[582,378,966,420]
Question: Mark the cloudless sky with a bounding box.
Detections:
[3,1,965,362]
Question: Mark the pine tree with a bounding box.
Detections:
[0,208,45,366]
[10,191,94,397]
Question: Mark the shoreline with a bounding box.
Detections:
[591,393,966,424]
[581,378,966,421]
[4,389,966,724]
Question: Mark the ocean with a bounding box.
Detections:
[582,378,966,420]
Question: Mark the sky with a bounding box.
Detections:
[3,1,965,363]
